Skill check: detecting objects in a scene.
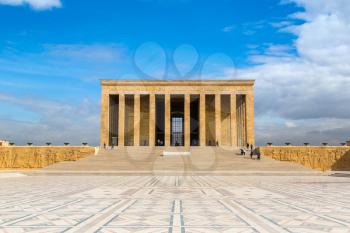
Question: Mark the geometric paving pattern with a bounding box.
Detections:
[0,175,350,232]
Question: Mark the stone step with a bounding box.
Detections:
[40,147,319,174]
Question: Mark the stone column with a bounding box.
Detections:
[215,94,221,146]
[165,94,171,147]
[237,97,243,147]
[246,93,255,146]
[149,94,155,147]
[100,90,109,146]
[184,94,190,147]
[230,94,237,147]
[134,94,140,146]
[199,94,206,146]
[118,93,125,147]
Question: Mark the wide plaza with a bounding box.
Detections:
[0,174,350,233]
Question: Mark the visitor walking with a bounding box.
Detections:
[256,149,261,160]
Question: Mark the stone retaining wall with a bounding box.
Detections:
[259,146,350,171]
[0,146,95,169]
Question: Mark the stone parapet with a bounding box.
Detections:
[259,146,350,171]
[0,146,95,169]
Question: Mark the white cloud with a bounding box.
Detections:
[285,121,297,128]
[0,43,125,81]
[270,20,294,28]
[0,0,61,10]
[255,117,350,146]
[0,43,128,145]
[222,25,234,32]
[44,44,123,62]
[236,0,350,145]
[0,42,129,145]
[0,94,99,145]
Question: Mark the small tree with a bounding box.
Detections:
[82,142,88,146]
[46,142,52,146]
[27,142,33,146]
[64,142,70,146]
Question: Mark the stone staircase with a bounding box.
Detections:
[40,147,318,174]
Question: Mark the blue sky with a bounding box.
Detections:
[0,0,349,145]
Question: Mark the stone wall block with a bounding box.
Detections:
[259,146,350,171]
[0,146,95,169]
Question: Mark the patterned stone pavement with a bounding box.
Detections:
[0,175,350,233]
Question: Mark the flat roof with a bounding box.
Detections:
[101,79,255,86]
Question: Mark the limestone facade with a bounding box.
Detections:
[100,80,255,148]
[259,146,350,171]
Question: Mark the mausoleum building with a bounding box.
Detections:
[100,80,255,148]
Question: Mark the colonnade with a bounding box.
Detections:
[105,93,254,148]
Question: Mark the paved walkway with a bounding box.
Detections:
[0,175,350,232]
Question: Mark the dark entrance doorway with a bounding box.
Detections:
[171,95,184,146]
[155,95,165,146]
[190,95,200,146]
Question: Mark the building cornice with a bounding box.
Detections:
[101,79,255,86]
